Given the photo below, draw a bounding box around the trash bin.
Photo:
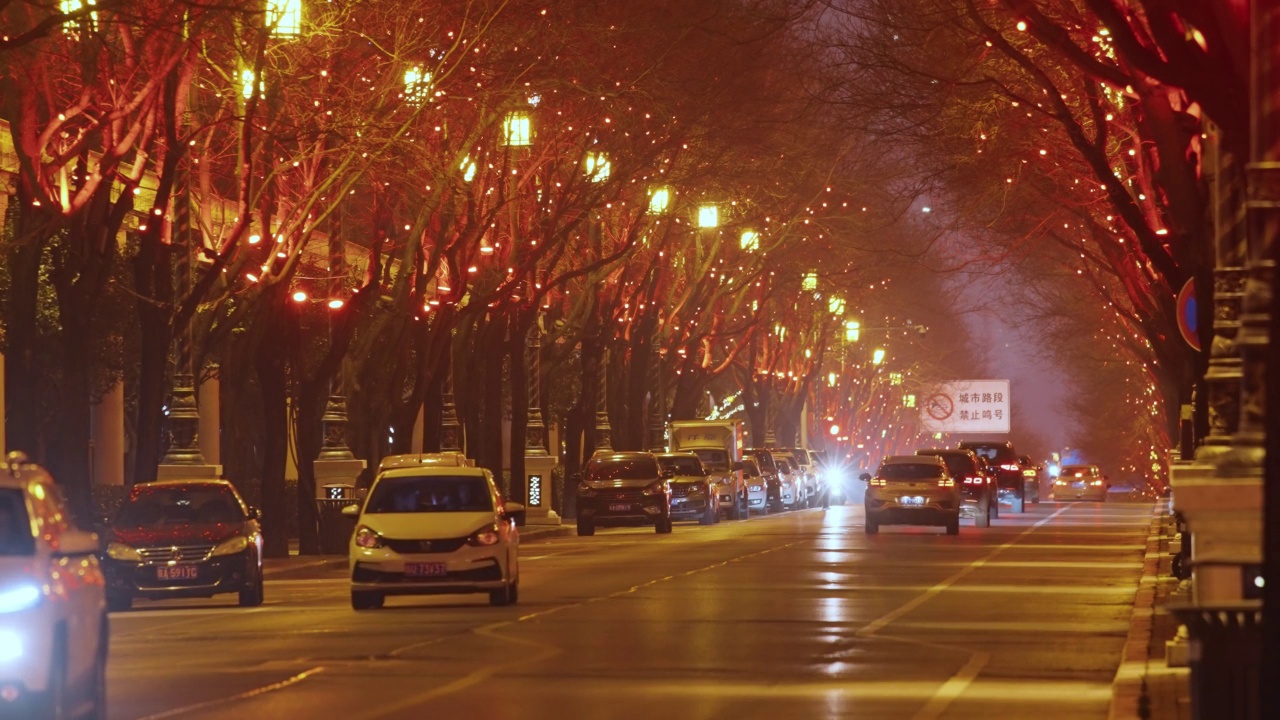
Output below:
[317,483,358,555]
[1172,602,1261,720]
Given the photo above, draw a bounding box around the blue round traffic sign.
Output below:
[1177,279,1200,351]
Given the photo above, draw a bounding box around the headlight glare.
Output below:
[106,542,141,562]
[0,585,42,614]
[211,535,250,556]
[643,481,666,496]
[0,630,22,662]
[468,526,500,546]
[354,525,383,549]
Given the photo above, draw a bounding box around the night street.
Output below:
[108,500,1153,720]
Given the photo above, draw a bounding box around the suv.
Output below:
[958,440,1028,513]
[0,452,107,719]
[1053,464,1108,502]
[654,453,719,525]
[862,455,961,535]
[344,453,523,609]
[577,452,673,535]
[103,478,264,611]
[915,449,996,527]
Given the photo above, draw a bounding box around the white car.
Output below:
[344,453,524,610]
[741,457,770,514]
[0,452,107,720]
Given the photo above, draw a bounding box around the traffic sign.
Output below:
[1177,278,1200,351]
[925,393,954,422]
[920,380,1010,433]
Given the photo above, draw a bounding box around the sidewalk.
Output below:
[263,522,577,577]
[1109,500,1192,720]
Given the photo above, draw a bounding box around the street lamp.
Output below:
[697,203,719,228]
[803,271,818,292]
[828,294,845,316]
[584,151,611,183]
[404,66,431,106]
[872,348,886,365]
[845,320,860,343]
[740,230,759,252]
[647,186,672,215]
[266,0,302,37]
[502,111,532,147]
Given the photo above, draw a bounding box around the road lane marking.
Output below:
[132,666,326,720]
[856,504,1074,639]
[909,651,990,720]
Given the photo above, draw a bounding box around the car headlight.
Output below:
[749,485,762,492]
[468,525,501,547]
[685,485,705,495]
[0,584,42,614]
[354,525,383,549]
[211,535,250,557]
[0,630,22,662]
[643,481,666,496]
[106,542,141,562]
[577,483,597,498]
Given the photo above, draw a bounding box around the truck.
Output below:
[667,420,749,520]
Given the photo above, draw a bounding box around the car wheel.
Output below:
[509,580,519,604]
[655,516,673,534]
[865,520,879,535]
[351,591,384,610]
[489,583,514,607]
[945,515,960,535]
[106,591,132,613]
[700,498,717,525]
[239,569,265,607]
[576,518,595,537]
[975,498,991,528]
[86,618,108,720]
[990,492,1000,519]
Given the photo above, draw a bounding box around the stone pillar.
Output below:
[523,321,559,525]
[594,347,612,451]
[197,372,221,467]
[158,373,221,480]
[647,347,664,451]
[90,383,124,486]
[441,366,463,453]
[314,394,365,496]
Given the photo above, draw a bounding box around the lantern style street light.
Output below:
[404,66,431,106]
[584,152,611,183]
[502,111,532,147]
[828,294,845,316]
[267,0,302,37]
[740,230,759,252]
[647,186,671,215]
[872,348,886,365]
[845,320,861,343]
[697,203,719,228]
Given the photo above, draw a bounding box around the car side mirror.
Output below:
[859,473,872,482]
[504,502,527,526]
[662,468,676,479]
[247,506,262,521]
[55,530,100,557]
[340,504,360,517]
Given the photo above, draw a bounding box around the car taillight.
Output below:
[937,478,955,487]
[870,477,887,487]
[1022,469,1036,477]
[1090,480,1104,486]
[963,476,983,484]
[1000,463,1020,471]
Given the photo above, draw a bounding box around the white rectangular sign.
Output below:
[920,380,1010,434]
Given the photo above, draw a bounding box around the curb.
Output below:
[1108,500,1188,720]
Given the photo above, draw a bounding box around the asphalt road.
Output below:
[106,497,1154,720]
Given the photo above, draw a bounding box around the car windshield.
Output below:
[878,463,945,480]
[0,489,35,557]
[745,451,775,473]
[117,486,244,526]
[690,450,728,471]
[659,456,706,476]
[920,453,975,476]
[741,461,761,477]
[365,475,493,513]
[587,458,659,482]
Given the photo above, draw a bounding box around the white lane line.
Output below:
[909,651,990,720]
[133,666,326,720]
[856,504,1074,639]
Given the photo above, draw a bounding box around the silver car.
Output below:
[1053,464,1108,501]
[740,457,770,514]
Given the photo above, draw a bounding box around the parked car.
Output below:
[0,452,107,720]
[771,448,817,507]
[862,455,962,535]
[1053,464,1109,502]
[915,448,996,527]
[102,478,264,611]
[774,457,805,510]
[654,453,720,525]
[577,452,673,535]
[744,448,796,512]
[957,440,1028,513]
[740,457,770,514]
[344,453,523,609]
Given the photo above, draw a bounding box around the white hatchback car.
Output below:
[0,452,107,720]
[344,454,523,610]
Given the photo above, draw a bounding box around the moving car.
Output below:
[654,453,719,525]
[345,453,523,609]
[1053,464,1109,502]
[103,479,263,611]
[862,455,961,535]
[957,440,1028,513]
[0,452,107,720]
[915,448,996,527]
[740,457,770,514]
[1018,455,1042,504]
[577,452,673,535]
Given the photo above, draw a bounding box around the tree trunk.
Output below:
[255,288,291,558]
[132,237,174,485]
[508,310,528,504]
[53,311,93,522]
[4,196,47,460]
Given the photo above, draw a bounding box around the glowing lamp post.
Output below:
[648,186,672,215]
[404,66,431,106]
[872,348,886,366]
[585,152,611,183]
[502,111,532,147]
[845,320,861,343]
[697,204,719,229]
[803,271,818,292]
[740,230,759,252]
[266,0,302,37]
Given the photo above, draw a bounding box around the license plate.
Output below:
[404,562,447,578]
[608,503,631,512]
[1072,482,1085,489]
[157,565,198,582]
[900,496,925,506]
